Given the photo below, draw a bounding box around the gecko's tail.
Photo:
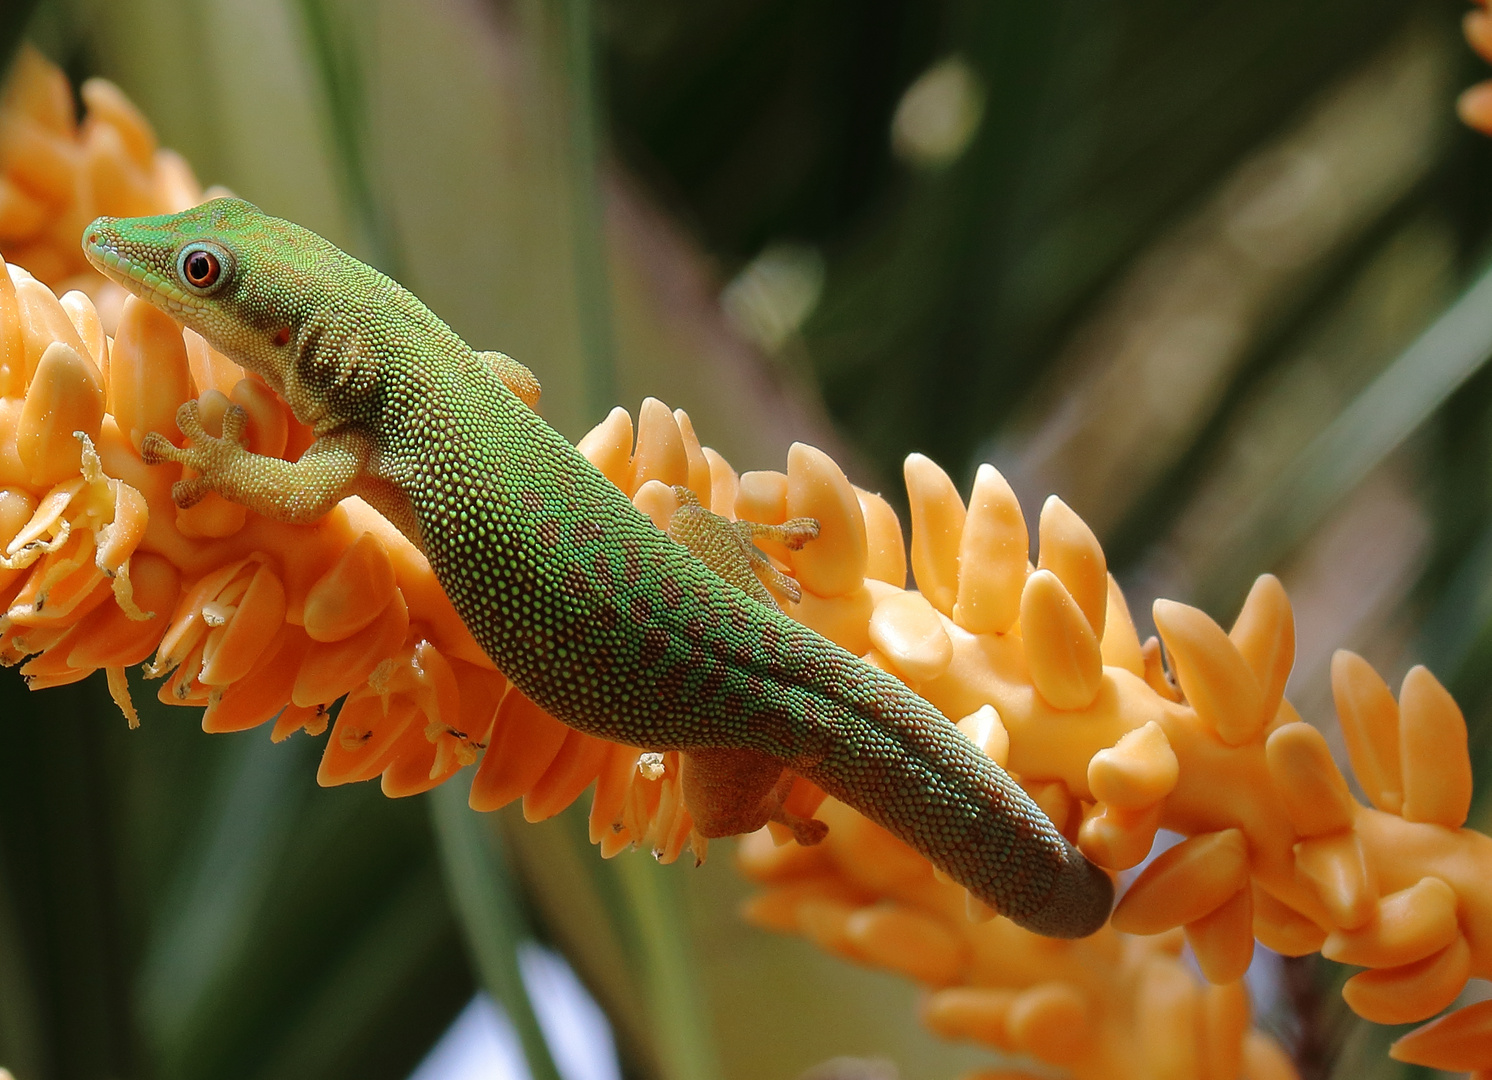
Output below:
[1015,835,1115,939]
[794,660,1114,939]
[960,744,1115,939]
[809,745,1114,939]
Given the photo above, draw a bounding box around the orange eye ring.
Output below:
[176,242,231,294]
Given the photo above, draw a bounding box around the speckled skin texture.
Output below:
[82,199,1112,937]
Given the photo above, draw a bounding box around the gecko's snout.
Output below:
[81,218,115,254]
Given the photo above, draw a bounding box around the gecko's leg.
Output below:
[476,350,542,410]
[141,400,371,523]
[666,486,819,609]
[738,513,820,552]
[680,747,828,845]
[729,508,819,603]
[731,518,818,603]
[665,486,828,843]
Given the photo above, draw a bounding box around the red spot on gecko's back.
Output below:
[657,661,688,697]
[697,664,726,702]
[621,539,644,585]
[562,563,590,598]
[571,520,604,545]
[640,626,669,667]
[273,326,291,346]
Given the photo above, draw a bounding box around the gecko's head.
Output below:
[82,198,367,393]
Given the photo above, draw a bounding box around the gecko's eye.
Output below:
[176,242,232,295]
[184,250,218,286]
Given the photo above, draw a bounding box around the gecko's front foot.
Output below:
[141,400,252,510]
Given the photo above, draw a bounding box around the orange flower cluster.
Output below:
[741,815,1287,1080]
[7,47,1492,1080]
[0,47,198,293]
[735,449,1492,1077]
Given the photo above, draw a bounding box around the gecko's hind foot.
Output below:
[755,515,819,551]
[667,489,816,610]
[774,809,828,846]
[751,558,802,605]
[735,514,820,552]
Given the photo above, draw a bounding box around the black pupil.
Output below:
[187,251,216,284]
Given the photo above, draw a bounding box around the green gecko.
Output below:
[82,199,1113,938]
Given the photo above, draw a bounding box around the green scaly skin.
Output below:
[81,199,1112,938]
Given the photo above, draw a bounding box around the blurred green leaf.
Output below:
[1196,254,1492,613]
[137,733,309,1075]
[241,866,461,1080]
[0,858,44,1080]
[0,667,473,1080]
[556,0,618,423]
[429,778,562,1080]
[611,856,722,1080]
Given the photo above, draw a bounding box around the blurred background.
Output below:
[2,0,1492,1078]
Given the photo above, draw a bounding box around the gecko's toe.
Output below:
[789,816,828,846]
[173,399,207,440]
[221,403,250,446]
[171,476,212,509]
[140,431,178,466]
[779,516,821,550]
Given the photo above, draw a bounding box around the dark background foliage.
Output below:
[3,1,1492,1077]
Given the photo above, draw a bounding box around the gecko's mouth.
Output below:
[81,219,204,319]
